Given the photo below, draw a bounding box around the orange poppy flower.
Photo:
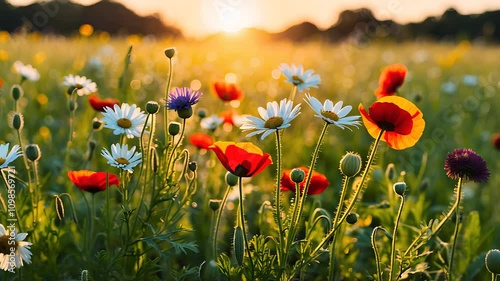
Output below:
[219,110,235,125]
[374,64,407,99]
[189,132,214,150]
[89,94,120,112]
[359,96,425,150]
[280,167,329,195]
[213,81,244,102]
[209,141,272,177]
[68,170,120,193]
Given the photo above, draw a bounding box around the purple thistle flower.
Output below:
[444,148,490,183]
[166,87,202,111]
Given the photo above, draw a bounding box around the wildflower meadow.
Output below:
[0,33,499,281]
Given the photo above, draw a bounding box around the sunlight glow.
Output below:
[203,0,257,34]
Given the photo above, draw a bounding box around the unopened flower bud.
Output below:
[385,163,397,182]
[8,111,24,130]
[290,168,305,183]
[11,84,23,100]
[346,213,358,224]
[92,117,104,130]
[168,122,181,136]
[209,199,222,211]
[199,260,220,281]
[233,226,244,266]
[225,172,238,186]
[25,144,41,161]
[188,161,197,172]
[164,47,176,59]
[66,85,76,95]
[486,249,500,275]
[177,107,193,119]
[339,152,362,177]
[197,108,207,118]
[146,101,160,114]
[393,182,407,196]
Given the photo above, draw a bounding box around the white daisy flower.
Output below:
[101,143,142,173]
[13,61,40,82]
[240,99,301,140]
[304,94,361,130]
[0,143,22,169]
[0,223,32,271]
[101,103,147,138]
[279,63,321,92]
[200,115,223,130]
[62,74,98,96]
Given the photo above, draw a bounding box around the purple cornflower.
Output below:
[444,148,490,183]
[166,87,202,111]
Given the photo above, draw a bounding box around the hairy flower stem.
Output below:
[212,185,232,259]
[291,130,383,279]
[0,171,23,232]
[492,273,497,281]
[238,177,255,278]
[274,131,286,268]
[448,177,463,281]
[163,57,174,144]
[371,226,385,281]
[389,193,405,281]
[402,177,463,258]
[328,176,350,281]
[288,85,297,103]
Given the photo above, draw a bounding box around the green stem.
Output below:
[213,184,233,260]
[238,177,254,278]
[90,193,96,258]
[371,226,385,281]
[403,176,464,257]
[492,273,497,281]
[448,177,463,281]
[166,118,186,177]
[288,85,297,103]
[328,176,350,281]
[0,170,23,233]
[389,194,406,281]
[292,130,384,278]
[163,57,174,144]
[274,130,285,268]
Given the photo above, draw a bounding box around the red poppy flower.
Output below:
[280,167,329,195]
[209,141,272,177]
[374,64,407,99]
[219,110,235,125]
[359,96,425,150]
[189,133,214,150]
[89,94,120,112]
[213,81,244,102]
[0,77,3,88]
[492,133,500,151]
[68,170,119,193]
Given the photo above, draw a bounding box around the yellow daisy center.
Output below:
[320,110,339,122]
[264,116,284,129]
[291,75,304,85]
[116,157,130,165]
[0,235,14,254]
[75,83,83,89]
[117,118,132,129]
[0,158,6,166]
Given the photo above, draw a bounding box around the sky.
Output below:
[8,0,500,38]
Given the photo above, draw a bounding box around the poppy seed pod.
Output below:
[168,122,181,136]
[8,112,24,130]
[290,168,305,183]
[25,144,41,162]
[11,84,23,100]
[209,199,221,211]
[486,249,500,275]
[225,172,239,187]
[188,161,197,172]
[164,47,176,59]
[393,182,407,196]
[339,152,362,178]
[346,213,358,224]
[146,101,160,114]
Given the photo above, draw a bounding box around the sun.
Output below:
[204,0,256,34]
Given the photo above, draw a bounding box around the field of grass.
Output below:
[0,33,499,280]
